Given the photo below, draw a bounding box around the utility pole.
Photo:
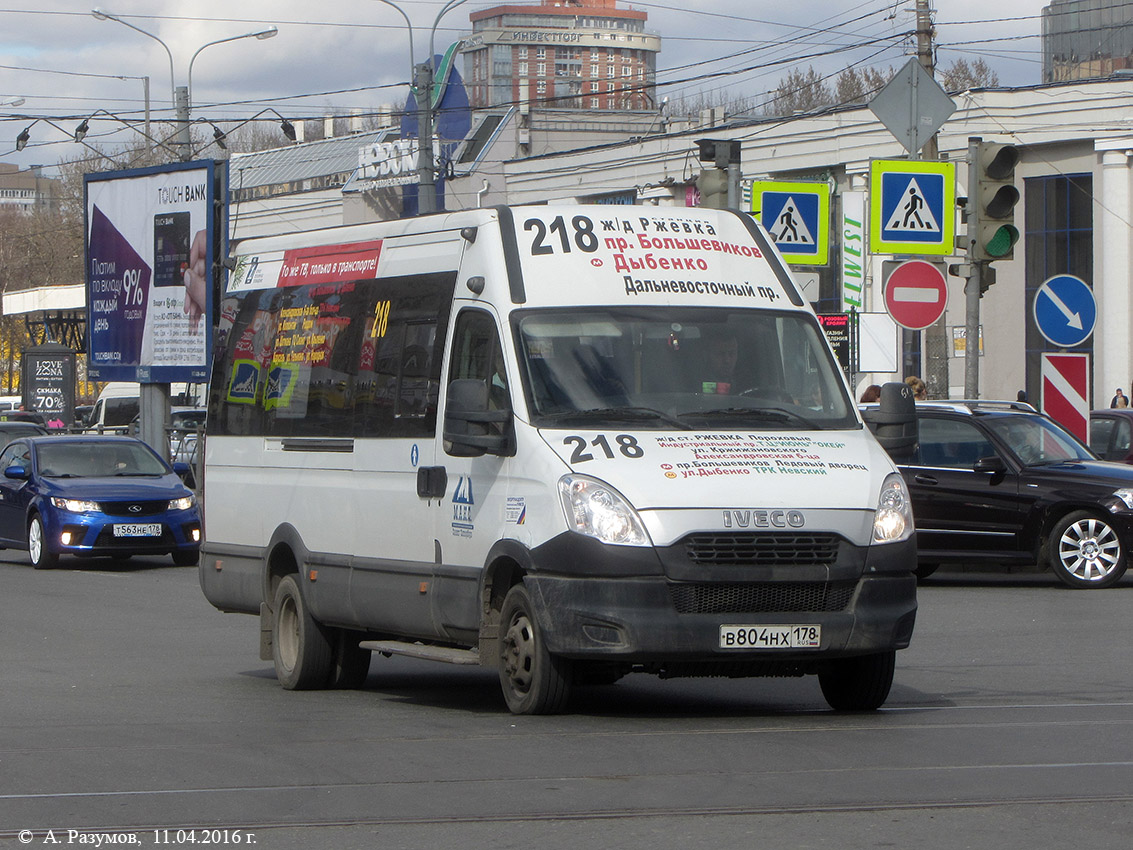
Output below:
[914,0,937,162]
[415,62,436,214]
[963,137,984,398]
[913,0,949,399]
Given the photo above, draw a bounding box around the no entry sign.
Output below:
[883,260,948,330]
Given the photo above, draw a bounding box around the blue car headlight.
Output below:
[51,497,101,513]
[168,495,196,512]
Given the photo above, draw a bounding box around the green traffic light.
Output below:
[985,224,1020,258]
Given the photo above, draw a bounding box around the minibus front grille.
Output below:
[667,581,855,615]
[683,532,840,566]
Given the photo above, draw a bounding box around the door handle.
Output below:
[913,473,938,485]
[416,466,448,499]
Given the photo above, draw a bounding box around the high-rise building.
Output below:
[463,0,660,111]
[1042,0,1133,82]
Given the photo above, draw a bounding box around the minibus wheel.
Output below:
[498,584,573,714]
[272,574,333,689]
[817,650,895,711]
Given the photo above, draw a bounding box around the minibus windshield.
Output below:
[515,307,857,430]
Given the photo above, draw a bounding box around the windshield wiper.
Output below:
[681,407,826,429]
[540,406,692,429]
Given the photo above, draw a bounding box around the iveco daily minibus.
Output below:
[199,205,917,714]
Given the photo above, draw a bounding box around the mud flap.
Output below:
[259,602,274,661]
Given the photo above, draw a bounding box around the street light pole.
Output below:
[91,7,280,457]
[187,27,278,109]
[93,9,277,162]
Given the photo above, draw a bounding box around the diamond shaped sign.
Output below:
[869,58,955,155]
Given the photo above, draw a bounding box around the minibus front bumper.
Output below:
[523,534,917,664]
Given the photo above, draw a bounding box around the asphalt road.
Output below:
[1,551,1131,850]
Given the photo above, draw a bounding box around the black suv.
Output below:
[873,400,1133,589]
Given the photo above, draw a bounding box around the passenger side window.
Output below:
[915,418,996,469]
[1090,417,1115,457]
[211,272,455,439]
[0,443,24,470]
[1114,418,1131,457]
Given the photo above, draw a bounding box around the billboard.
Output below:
[84,160,220,383]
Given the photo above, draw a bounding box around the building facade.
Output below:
[0,163,59,214]
[463,0,660,111]
[1043,0,1133,81]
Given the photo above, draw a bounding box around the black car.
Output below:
[871,400,1133,589]
[0,421,49,453]
[1089,408,1133,464]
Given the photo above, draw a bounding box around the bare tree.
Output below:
[664,91,761,123]
[763,67,832,116]
[835,65,896,105]
[939,57,1000,91]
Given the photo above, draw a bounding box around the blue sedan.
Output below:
[0,435,202,569]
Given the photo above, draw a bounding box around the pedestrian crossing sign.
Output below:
[751,180,830,266]
[869,160,956,256]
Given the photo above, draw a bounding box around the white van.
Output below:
[199,205,918,714]
[88,382,140,429]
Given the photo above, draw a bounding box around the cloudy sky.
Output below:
[0,1,1054,169]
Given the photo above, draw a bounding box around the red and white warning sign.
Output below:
[883,260,948,330]
[1041,352,1090,443]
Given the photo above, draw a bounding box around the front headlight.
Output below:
[167,495,196,511]
[1110,488,1133,511]
[873,472,915,543]
[558,474,651,547]
[52,497,101,513]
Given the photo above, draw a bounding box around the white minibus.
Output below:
[199,205,918,714]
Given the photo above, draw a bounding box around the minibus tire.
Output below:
[818,650,895,711]
[498,584,573,714]
[272,574,333,690]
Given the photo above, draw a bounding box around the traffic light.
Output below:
[697,168,728,209]
[971,141,1020,261]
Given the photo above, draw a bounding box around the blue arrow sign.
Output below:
[1033,274,1096,348]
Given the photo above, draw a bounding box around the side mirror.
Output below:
[862,382,918,461]
[172,461,191,476]
[443,378,511,458]
[974,455,1007,474]
[3,465,29,480]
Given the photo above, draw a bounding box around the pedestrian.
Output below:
[1111,388,1126,408]
[859,384,882,403]
[904,375,927,401]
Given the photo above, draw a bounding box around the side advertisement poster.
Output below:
[84,161,218,383]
